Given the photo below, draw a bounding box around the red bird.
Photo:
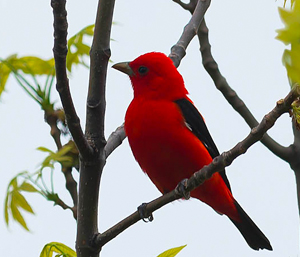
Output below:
[113,52,272,251]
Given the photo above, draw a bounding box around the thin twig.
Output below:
[45,110,63,149]
[169,0,211,67]
[94,88,299,248]
[54,195,77,218]
[51,0,93,159]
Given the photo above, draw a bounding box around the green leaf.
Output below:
[40,242,76,257]
[157,245,187,257]
[12,190,35,214]
[10,199,29,231]
[4,193,9,225]
[19,182,39,193]
[37,146,54,153]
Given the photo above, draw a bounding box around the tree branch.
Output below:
[197,19,292,161]
[94,88,299,248]
[51,0,93,159]
[75,0,116,256]
[104,124,126,159]
[53,193,77,218]
[45,109,78,219]
[169,0,211,67]
[85,0,115,150]
[45,110,63,149]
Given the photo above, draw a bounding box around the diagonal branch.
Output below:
[169,0,211,67]
[51,0,93,159]
[197,19,292,162]
[94,87,299,248]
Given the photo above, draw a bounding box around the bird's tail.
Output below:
[230,200,272,251]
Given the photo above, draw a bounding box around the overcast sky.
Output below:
[0,0,299,256]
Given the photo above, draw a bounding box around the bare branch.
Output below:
[104,124,127,159]
[197,19,292,161]
[169,0,211,67]
[85,0,115,150]
[51,0,93,159]
[75,0,116,256]
[45,110,63,149]
[54,194,77,218]
[45,109,78,218]
[94,88,299,248]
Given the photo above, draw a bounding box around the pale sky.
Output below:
[0,0,299,256]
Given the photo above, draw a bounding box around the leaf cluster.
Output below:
[0,24,94,111]
[4,172,40,231]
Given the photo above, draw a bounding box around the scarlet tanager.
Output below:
[112,52,272,251]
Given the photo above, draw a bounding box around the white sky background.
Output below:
[0,0,299,256]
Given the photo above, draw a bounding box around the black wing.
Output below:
[174,98,231,192]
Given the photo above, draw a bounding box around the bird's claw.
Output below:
[175,178,190,200]
[137,203,154,223]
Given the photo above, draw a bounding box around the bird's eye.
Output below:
[138,66,148,75]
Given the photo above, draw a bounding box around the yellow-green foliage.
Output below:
[277,0,300,128]
[277,0,300,86]
[0,24,94,100]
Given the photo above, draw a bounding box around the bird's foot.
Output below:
[137,203,154,223]
[175,179,190,200]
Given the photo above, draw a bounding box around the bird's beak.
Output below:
[112,62,134,76]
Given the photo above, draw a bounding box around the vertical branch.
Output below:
[85,0,115,150]
[76,0,116,257]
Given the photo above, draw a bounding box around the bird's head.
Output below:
[112,52,188,100]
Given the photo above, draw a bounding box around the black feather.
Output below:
[174,98,231,191]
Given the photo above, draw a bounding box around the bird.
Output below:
[112,52,272,251]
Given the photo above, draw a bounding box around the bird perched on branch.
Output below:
[112,52,272,251]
